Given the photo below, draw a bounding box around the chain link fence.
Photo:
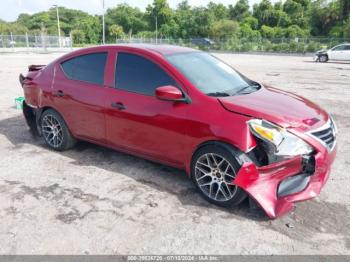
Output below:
[1,34,349,53]
[0,34,72,52]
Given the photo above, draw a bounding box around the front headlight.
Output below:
[248,119,313,157]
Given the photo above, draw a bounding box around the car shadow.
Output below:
[304,60,350,65]
[0,114,267,221]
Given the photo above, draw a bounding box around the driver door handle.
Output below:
[53,90,65,97]
[111,102,126,110]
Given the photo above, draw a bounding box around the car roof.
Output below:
[334,43,350,46]
[119,44,197,55]
[87,44,197,56]
[55,44,199,65]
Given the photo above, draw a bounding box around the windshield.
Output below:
[166,52,258,96]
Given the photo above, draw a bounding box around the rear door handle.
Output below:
[53,90,65,97]
[111,102,126,110]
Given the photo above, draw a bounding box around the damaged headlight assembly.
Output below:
[248,119,313,157]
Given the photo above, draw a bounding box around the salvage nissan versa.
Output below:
[19,44,337,218]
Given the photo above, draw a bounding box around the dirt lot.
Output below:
[0,52,349,255]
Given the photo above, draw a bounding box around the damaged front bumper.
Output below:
[233,147,337,218]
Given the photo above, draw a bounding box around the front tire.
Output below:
[319,54,328,63]
[40,109,76,151]
[191,144,247,207]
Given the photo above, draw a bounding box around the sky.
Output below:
[1,0,266,22]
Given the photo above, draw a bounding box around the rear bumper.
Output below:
[234,147,337,218]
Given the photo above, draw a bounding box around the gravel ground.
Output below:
[0,52,349,255]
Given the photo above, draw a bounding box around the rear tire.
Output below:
[319,55,328,63]
[40,109,76,151]
[191,144,247,207]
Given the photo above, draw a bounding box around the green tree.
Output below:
[253,0,293,28]
[260,25,276,37]
[159,19,180,37]
[343,17,350,37]
[308,0,340,36]
[284,24,309,37]
[283,0,308,28]
[106,4,147,35]
[109,24,124,41]
[71,29,85,44]
[229,0,251,21]
[337,0,350,20]
[175,4,215,38]
[0,0,349,46]
[192,7,215,37]
[9,7,102,43]
[17,14,32,27]
[329,24,344,37]
[253,0,275,27]
[0,21,28,34]
[72,15,101,43]
[207,2,229,20]
[308,0,327,35]
[240,23,261,38]
[135,31,156,38]
[210,19,240,38]
[174,0,194,38]
[146,0,173,31]
[243,16,259,29]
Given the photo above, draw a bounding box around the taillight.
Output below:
[19,74,33,87]
[28,64,45,72]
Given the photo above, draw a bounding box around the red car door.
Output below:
[105,51,190,167]
[52,51,109,143]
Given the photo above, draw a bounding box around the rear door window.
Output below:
[61,52,107,85]
[115,52,177,96]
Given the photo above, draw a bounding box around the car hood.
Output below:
[218,85,329,129]
[316,49,328,54]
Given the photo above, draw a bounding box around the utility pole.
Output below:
[53,5,61,48]
[102,0,105,44]
[155,16,158,44]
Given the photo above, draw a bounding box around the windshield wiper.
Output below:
[206,91,231,97]
[233,83,260,96]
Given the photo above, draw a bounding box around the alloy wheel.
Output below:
[320,55,327,62]
[41,114,64,148]
[194,153,238,202]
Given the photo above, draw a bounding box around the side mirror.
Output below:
[155,85,189,103]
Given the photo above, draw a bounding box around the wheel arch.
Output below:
[39,106,77,150]
[189,140,249,206]
[187,140,250,177]
[321,53,329,62]
[25,104,68,136]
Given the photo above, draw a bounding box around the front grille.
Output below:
[310,120,336,150]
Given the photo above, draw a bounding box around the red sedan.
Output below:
[20,44,337,218]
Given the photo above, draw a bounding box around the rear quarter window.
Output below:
[61,52,107,85]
